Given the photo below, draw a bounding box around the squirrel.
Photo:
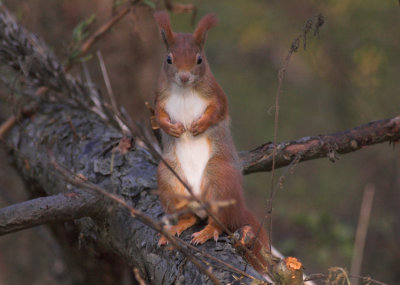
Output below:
[153,11,270,272]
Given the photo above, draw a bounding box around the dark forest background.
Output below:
[0,0,399,284]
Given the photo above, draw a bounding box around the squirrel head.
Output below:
[154,11,218,87]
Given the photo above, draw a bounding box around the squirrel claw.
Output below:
[158,235,169,246]
[191,228,220,245]
[190,233,202,245]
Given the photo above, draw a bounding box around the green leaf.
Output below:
[72,14,96,43]
[68,49,81,60]
[142,0,155,9]
[78,54,93,63]
[113,0,126,8]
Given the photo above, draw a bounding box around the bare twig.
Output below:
[144,101,162,146]
[128,112,274,275]
[46,126,269,283]
[164,0,197,25]
[304,272,386,285]
[0,2,133,137]
[81,61,108,121]
[0,114,17,139]
[50,158,225,285]
[69,4,132,68]
[0,106,35,140]
[327,267,351,285]
[133,268,147,285]
[326,267,386,285]
[266,12,325,255]
[96,51,130,134]
[349,275,387,285]
[133,123,273,273]
[184,242,269,284]
[96,51,117,114]
[350,184,375,285]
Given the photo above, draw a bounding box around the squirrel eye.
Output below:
[166,55,173,64]
[197,55,203,64]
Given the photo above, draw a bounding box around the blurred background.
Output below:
[0,0,399,284]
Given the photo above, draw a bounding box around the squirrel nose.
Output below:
[179,73,190,83]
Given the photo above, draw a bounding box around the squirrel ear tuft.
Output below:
[154,11,175,49]
[193,14,218,47]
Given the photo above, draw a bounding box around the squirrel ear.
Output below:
[154,11,175,49]
[193,14,218,47]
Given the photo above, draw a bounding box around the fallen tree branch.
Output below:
[5,103,265,284]
[0,190,103,235]
[240,116,400,174]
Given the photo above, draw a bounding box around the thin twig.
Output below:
[0,3,133,137]
[350,184,375,285]
[0,114,17,139]
[133,122,272,273]
[184,242,269,284]
[96,51,130,134]
[50,157,224,285]
[133,268,147,285]
[265,14,324,252]
[318,267,386,285]
[81,61,108,120]
[243,153,301,273]
[48,133,269,283]
[70,4,132,69]
[349,275,387,285]
[164,0,197,26]
[96,51,117,114]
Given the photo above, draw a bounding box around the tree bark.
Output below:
[5,104,264,284]
[239,116,400,174]
[0,190,103,235]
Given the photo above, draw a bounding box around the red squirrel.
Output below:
[153,11,270,271]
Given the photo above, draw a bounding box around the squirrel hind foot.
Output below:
[191,224,222,245]
[158,215,198,246]
[158,235,170,247]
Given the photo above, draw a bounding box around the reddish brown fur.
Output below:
[190,77,228,135]
[153,11,175,47]
[157,159,186,213]
[193,14,218,47]
[158,214,197,245]
[154,11,270,273]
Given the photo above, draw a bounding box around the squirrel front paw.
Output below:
[189,118,210,136]
[164,122,185,137]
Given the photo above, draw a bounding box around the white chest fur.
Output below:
[165,85,208,129]
[164,86,211,196]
